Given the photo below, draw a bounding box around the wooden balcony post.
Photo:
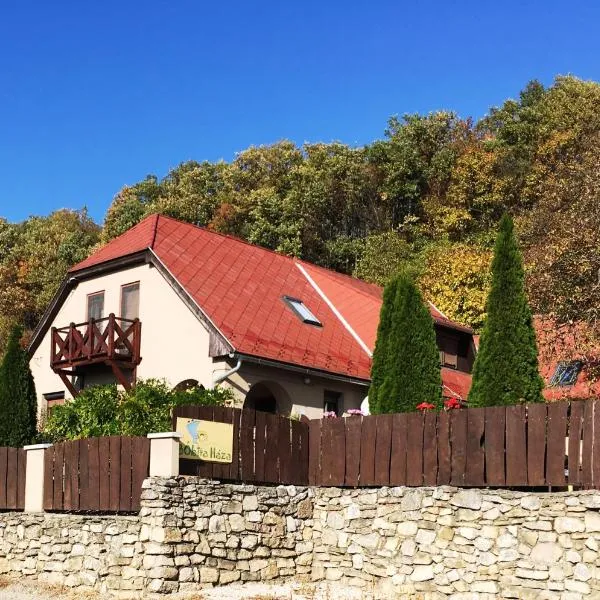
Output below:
[23,443,52,512]
[147,432,181,477]
[87,318,94,360]
[68,323,75,362]
[108,313,115,359]
[50,327,57,364]
[133,318,141,363]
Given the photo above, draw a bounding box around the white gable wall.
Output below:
[30,263,215,417]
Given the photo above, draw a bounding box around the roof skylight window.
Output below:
[283,296,322,327]
[549,360,583,387]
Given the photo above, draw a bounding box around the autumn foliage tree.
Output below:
[1,76,600,356]
[370,272,442,413]
[468,215,543,407]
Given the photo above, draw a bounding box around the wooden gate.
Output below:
[173,406,309,485]
[43,436,150,512]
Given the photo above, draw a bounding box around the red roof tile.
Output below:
[535,317,600,401]
[70,214,474,391]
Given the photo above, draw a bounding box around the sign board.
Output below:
[176,417,234,463]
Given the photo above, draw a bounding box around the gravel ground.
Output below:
[0,580,376,600]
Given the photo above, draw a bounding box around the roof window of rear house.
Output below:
[549,360,583,387]
[283,296,322,327]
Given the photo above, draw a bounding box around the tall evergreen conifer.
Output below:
[0,326,38,446]
[370,273,442,413]
[468,215,543,407]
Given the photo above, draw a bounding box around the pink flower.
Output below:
[346,409,364,416]
[323,411,337,418]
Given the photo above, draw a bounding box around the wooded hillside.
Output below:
[1,76,599,352]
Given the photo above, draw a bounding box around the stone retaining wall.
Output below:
[312,486,600,598]
[0,478,599,598]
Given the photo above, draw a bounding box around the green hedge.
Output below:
[42,379,234,442]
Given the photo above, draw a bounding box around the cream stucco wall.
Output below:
[221,361,368,419]
[30,263,216,417]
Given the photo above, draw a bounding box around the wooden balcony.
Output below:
[51,314,141,395]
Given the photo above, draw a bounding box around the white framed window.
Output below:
[283,296,322,327]
[120,282,140,320]
[87,291,105,321]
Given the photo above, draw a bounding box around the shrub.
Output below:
[468,215,543,406]
[0,325,38,446]
[370,272,442,413]
[43,379,233,442]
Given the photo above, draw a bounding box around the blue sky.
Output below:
[1,0,599,224]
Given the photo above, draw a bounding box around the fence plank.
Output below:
[131,437,150,512]
[109,436,121,512]
[406,413,424,486]
[437,411,451,485]
[254,411,267,483]
[63,442,73,511]
[298,419,309,486]
[240,409,256,482]
[320,418,334,486]
[0,447,7,508]
[119,437,133,512]
[374,415,392,486]
[53,443,64,511]
[17,449,26,510]
[484,406,505,486]
[264,413,279,483]
[593,401,600,488]
[79,439,89,510]
[291,420,308,485]
[582,401,594,488]
[70,440,80,511]
[329,418,346,486]
[344,416,362,487]
[98,437,110,510]
[527,403,547,486]
[71,440,81,511]
[6,447,17,509]
[278,417,292,485]
[568,401,584,486]
[359,416,377,486]
[390,413,408,486]
[465,408,485,486]
[88,438,100,511]
[43,446,54,511]
[308,419,321,486]
[450,410,467,487]
[506,405,527,486]
[423,412,438,486]
[546,402,568,486]
[228,408,242,481]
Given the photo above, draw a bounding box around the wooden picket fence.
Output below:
[308,400,600,488]
[43,436,150,512]
[0,447,26,510]
[173,405,309,485]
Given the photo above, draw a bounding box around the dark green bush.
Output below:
[0,325,38,446]
[43,379,234,442]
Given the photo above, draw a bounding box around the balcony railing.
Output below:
[51,314,141,369]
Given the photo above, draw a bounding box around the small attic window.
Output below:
[549,360,583,387]
[283,296,322,327]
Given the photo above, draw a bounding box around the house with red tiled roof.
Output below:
[29,214,476,418]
